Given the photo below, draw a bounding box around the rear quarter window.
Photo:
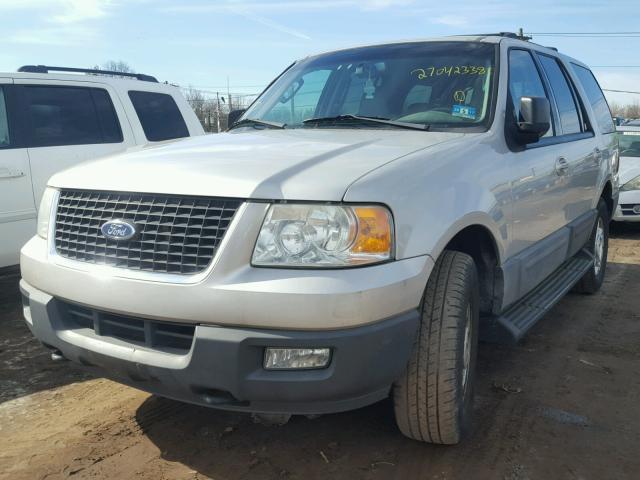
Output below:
[128,91,189,141]
[571,64,615,134]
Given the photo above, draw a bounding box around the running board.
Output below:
[481,250,594,344]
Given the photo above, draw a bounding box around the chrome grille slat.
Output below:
[55,189,242,275]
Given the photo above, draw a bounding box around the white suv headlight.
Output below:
[252,204,393,267]
[36,187,58,239]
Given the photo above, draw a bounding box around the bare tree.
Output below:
[102,61,134,73]
[185,87,206,120]
[608,101,624,117]
[624,101,640,119]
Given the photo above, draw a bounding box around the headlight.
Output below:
[621,175,640,192]
[36,187,58,239]
[252,204,393,267]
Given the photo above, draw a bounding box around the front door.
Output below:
[0,80,37,268]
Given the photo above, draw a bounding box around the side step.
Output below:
[481,250,594,344]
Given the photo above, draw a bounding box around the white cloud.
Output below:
[163,0,416,14]
[7,25,97,46]
[0,0,113,24]
[230,6,311,40]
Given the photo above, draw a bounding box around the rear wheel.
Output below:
[575,198,609,294]
[393,250,479,444]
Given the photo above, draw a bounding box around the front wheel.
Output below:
[574,198,609,294]
[393,250,479,444]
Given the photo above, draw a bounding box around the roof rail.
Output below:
[17,65,158,83]
[462,32,521,39]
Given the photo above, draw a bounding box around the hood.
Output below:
[49,129,466,200]
[619,155,640,185]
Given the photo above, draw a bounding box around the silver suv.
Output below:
[21,34,618,444]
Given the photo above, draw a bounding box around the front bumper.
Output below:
[613,190,640,222]
[21,280,419,414]
[21,202,433,330]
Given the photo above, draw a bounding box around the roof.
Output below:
[0,71,181,92]
[303,34,568,63]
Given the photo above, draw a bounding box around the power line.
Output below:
[528,31,640,34]
[591,66,640,68]
[603,89,640,95]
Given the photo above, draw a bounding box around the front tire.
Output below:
[574,198,609,294]
[393,250,479,444]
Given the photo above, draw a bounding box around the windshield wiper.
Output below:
[302,114,429,131]
[229,118,286,130]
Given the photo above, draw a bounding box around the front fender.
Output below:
[343,133,511,262]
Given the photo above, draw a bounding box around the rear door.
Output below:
[14,80,135,203]
[569,64,617,203]
[0,80,38,268]
[535,53,600,223]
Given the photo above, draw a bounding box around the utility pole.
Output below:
[216,91,221,133]
[227,76,231,112]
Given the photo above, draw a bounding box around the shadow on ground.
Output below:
[0,270,94,403]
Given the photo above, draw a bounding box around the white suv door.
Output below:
[0,80,37,268]
[14,79,135,204]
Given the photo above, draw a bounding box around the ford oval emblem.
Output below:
[101,219,137,241]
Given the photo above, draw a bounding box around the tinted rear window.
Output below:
[537,55,582,135]
[24,86,123,148]
[571,64,615,134]
[128,91,189,141]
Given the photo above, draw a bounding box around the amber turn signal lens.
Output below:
[352,206,393,255]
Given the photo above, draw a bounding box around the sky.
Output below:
[1,0,639,105]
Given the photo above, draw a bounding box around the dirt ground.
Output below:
[1,224,639,480]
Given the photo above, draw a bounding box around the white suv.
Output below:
[0,65,204,269]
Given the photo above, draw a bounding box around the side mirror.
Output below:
[515,96,551,144]
[228,109,246,127]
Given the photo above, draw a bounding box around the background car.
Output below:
[0,65,204,269]
[614,125,640,221]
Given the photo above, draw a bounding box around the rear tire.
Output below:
[393,250,479,444]
[574,198,609,294]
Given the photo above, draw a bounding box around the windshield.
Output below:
[243,42,497,131]
[617,131,640,157]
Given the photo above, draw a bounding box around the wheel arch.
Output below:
[433,217,504,316]
[600,180,614,217]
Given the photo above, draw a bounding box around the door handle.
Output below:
[0,167,25,179]
[555,157,569,176]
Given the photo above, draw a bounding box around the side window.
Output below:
[571,64,616,134]
[508,50,553,137]
[537,55,582,135]
[262,69,331,124]
[24,86,123,148]
[0,87,10,147]
[128,91,189,142]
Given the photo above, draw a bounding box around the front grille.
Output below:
[55,189,242,274]
[620,204,640,216]
[62,301,195,353]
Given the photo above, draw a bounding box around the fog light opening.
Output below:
[264,347,331,370]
